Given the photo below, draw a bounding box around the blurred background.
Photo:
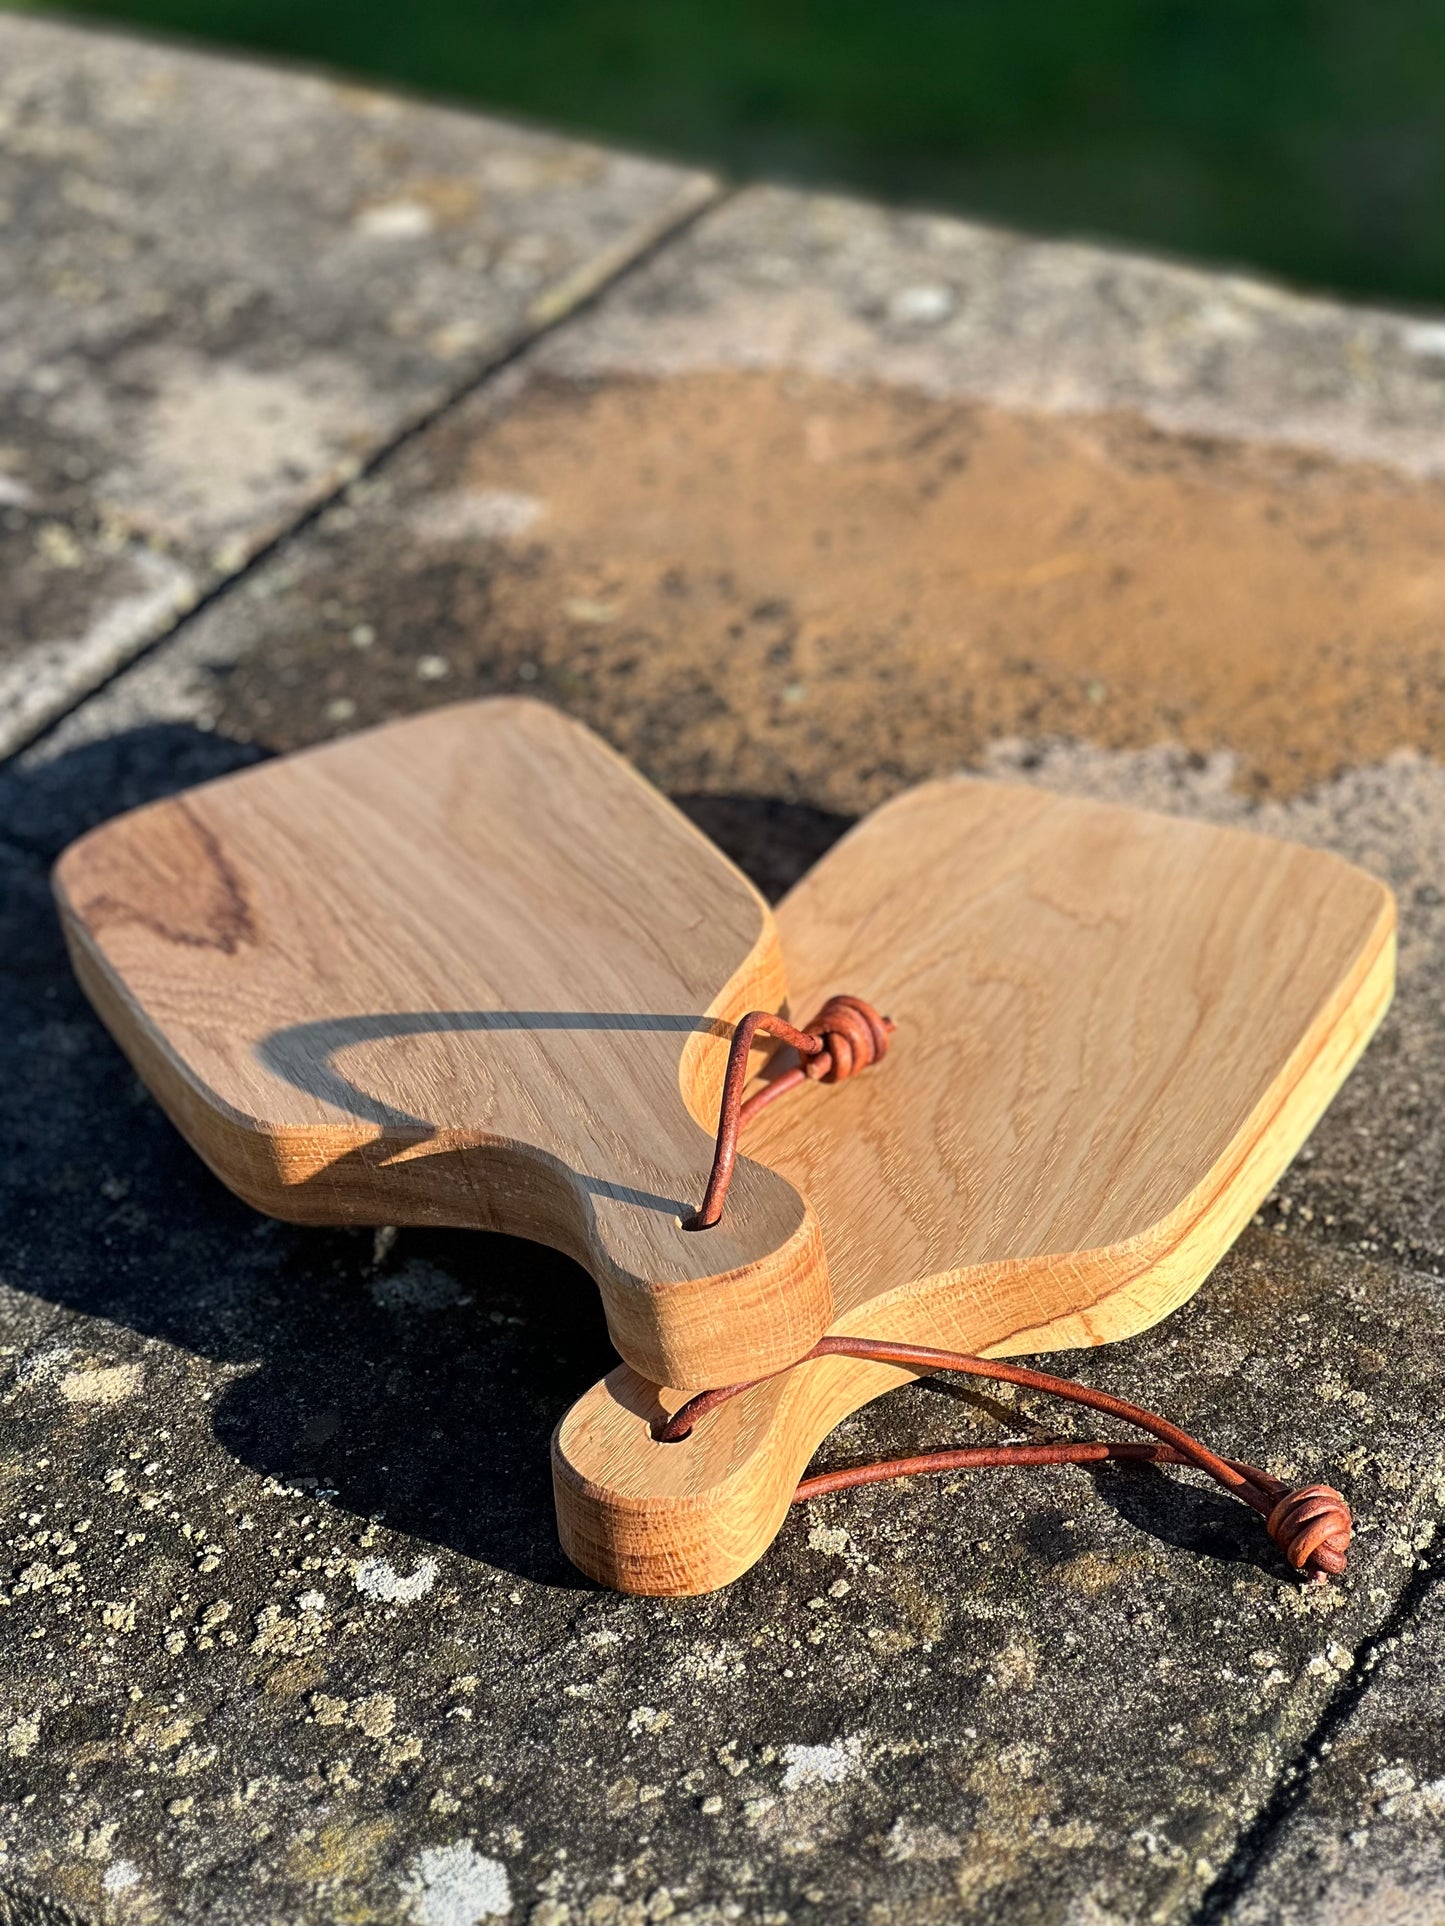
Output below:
[9,0,1445,307]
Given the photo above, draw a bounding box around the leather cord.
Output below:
[691,996,894,1228]
[656,1334,1352,1582]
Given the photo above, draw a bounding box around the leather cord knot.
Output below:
[1265,1484,1352,1576]
[796,994,894,1085]
[689,995,893,1229]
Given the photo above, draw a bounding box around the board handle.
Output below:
[554,1338,1352,1596]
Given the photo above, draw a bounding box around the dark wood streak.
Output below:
[81,803,258,956]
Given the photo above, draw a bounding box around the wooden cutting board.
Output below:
[53,699,832,1390]
[553,778,1395,1594]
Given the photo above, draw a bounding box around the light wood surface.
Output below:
[554,779,1396,1594]
[53,699,832,1390]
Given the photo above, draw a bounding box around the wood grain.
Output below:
[53,699,832,1390]
[554,779,1396,1594]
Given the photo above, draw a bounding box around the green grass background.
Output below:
[12,0,1445,305]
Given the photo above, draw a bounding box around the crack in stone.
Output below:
[1190,1537,1445,1924]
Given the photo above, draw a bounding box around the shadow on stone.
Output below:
[0,724,617,1588]
[0,721,269,858]
[206,1221,614,1589]
[1085,1459,1280,1578]
[673,791,855,902]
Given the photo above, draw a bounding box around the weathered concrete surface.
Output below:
[0,14,715,753]
[33,186,1445,1267]
[0,757,1443,1923]
[42,371,1445,803]
[38,191,1445,801]
[7,68,1445,1926]
[1232,1581,1445,1926]
[542,187,1445,478]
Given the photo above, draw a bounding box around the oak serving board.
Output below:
[553,779,1396,1594]
[53,700,831,1390]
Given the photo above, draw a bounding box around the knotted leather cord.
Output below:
[679,998,1352,1582]
[656,1336,1352,1581]
[691,995,895,1228]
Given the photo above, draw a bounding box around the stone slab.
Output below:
[28,184,1445,1267]
[10,164,1445,1926]
[540,186,1445,477]
[0,14,715,754]
[525,186,1445,806]
[1230,1579,1445,1926]
[1,731,1444,1923]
